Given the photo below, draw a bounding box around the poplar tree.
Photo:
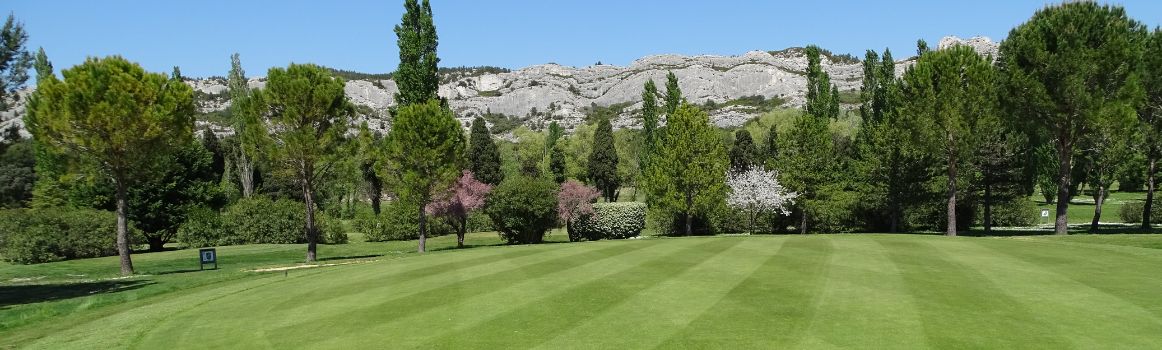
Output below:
[664,71,682,115]
[27,56,195,275]
[257,63,352,262]
[468,116,503,185]
[588,117,620,202]
[998,2,1146,235]
[394,0,440,106]
[227,53,257,198]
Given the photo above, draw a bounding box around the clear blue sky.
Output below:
[8,1,1162,79]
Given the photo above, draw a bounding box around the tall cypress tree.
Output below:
[729,129,759,172]
[588,117,620,202]
[664,71,682,115]
[640,79,660,178]
[468,116,503,185]
[394,0,440,107]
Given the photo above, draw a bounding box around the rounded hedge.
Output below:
[0,208,129,264]
[485,177,558,244]
[573,202,647,240]
[355,201,453,242]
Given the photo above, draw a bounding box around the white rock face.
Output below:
[0,36,999,139]
[937,36,1000,59]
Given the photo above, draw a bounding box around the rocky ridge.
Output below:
[1,36,998,138]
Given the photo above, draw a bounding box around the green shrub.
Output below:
[1120,200,1162,224]
[0,208,125,264]
[316,213,348,244]
[221,197,308,244]
[176,206,230,248]
[979,199,1037,227]
[355,201,453,242]
[573,202,646,240]
[485,177,558,244]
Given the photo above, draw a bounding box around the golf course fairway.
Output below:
[6,234,1162,349]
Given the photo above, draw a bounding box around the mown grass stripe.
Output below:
[796,235,928,349]
[530,237,786,349]
[425,237,744,349]
[254,240,656,349]
[655,235,834,348]
[305,237,718,349]
[880,238,1073,349]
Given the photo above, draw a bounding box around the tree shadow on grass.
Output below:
[0,280,154,309]
[318,254,384,262]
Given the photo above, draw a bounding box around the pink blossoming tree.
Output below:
[557,179,601,241]
[426,170,492,248]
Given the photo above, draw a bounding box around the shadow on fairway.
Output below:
[318,254,384,262]
[0,280,154,309]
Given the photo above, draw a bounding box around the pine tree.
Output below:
[27,56,196,275]
[394,0,440,106]
[0,14,32,112]
[729,129,759,172]
[385,100,465,253]
[588,117,620,202]
[468,116,503,185]
[645,102,728,235]
[998,2,1147,235]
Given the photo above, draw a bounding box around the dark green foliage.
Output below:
[385,100,465,252]
[175,206,229,248]
[644,103,728,236]
[640,79,660,176]
[484,176,558,244]
[572,202,646,240]
[129,140,226,251]
[468,116,504,185]
[998,2,1146,234]
[0,14,32,112]
[393,0,440,106]
[1120,199,1162,224]
[784,46,840,233]
[550,146,566,183]
[221,197,306,244]
[729,129,760,172]
[0,208,125,264]
[588,117,620,201]
[0,130,35,208]
[1141,28,1162,229]
[354,201,453,242]
[975,199,1036,227]
[664,71,682,115]
[763,124,779,166]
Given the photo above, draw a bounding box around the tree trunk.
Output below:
[457,216,466,248]
[239,151,254,198]
[1054,138,1072,235]
[946,165,957,237]
[799,207,808,234]
[684,192,693,236]
[983,181,993,235]
[418,207,428,253]
[147,236,166,252]
[888,148,901,233]
[114,180,135,276]
[1090,185,1106,233]
[1145,156,1156,231]
[369,175,382,216]
[303,171,318,263]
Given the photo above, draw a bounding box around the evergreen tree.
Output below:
[764,124,779,168]
[645,103,728,235]
[640,79,660,175]
[257,63,352,262]
[729,129,759,172]
[664,71,682,115]
[200,128,226,181]
[785,46,840,233]
[998,2,1147,235]
[393,0,440,106]
[974,118,1027,234]
[588,117,620,202]
[0,14,32,112]
[385,100,465,253]
[550,145,566,183]
[27,56,196,275]
[903,45,999,236]
[1141,28,1162,231]
[467,116,503,185]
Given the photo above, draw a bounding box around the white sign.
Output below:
[1041,209,1050,218]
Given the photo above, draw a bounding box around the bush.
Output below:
[176,206,230,248]
[356,201,453,242]
[221,197,308,244]
[979,199,1037,227]
[1120,199,1162,224]
[316,213,348,244]
[485,177,559,244]
[0,208,126,264]
[573,202,646,240]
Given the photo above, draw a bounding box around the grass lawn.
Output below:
[3,233,1162,349]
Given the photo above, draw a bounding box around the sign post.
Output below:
[1041,209,1050,226]
[199,248,218,270]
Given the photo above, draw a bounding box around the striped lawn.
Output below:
[13,234,1162,349]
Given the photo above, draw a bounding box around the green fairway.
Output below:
[3,234,1162,349]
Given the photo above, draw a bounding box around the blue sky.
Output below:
[8,1,1162,79]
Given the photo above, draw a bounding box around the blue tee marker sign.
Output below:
[200,248,218,270]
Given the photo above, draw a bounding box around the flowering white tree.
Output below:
[726,168,798,234]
